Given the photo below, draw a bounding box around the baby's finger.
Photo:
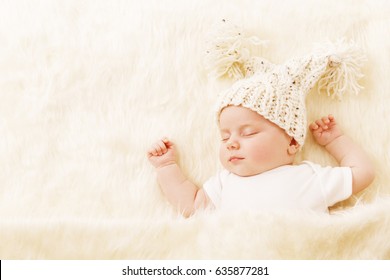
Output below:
[149,143,161,156]
[322,116,330,125]
[309,122,319,130]
[162,138,174,149]
[147,147,158,157]
[315,119,325,127]
[315,119,328,130]
[156,140,168,155]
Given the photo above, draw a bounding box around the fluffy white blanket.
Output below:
[1,0,390,259]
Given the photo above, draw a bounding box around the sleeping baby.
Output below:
[147,23,374,217]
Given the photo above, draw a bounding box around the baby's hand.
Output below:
[147,138,177,169]
[309,114,343,146]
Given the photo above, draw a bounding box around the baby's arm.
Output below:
[147,138,210,217]
[309,115,375,194]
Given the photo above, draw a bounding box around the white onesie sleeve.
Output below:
[305,161,353,207]
[202,170,228,208]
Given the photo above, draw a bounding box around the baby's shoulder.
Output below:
[295,160,321,171]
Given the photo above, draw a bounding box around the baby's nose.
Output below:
[227,139,240,150]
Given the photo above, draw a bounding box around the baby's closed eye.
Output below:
[220,134,230,142]
[242,130,259,136]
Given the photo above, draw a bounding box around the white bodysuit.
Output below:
[203,161,352,213]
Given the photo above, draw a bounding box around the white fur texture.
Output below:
[1,0,390,259]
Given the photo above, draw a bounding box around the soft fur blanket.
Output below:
[1,0,390,259]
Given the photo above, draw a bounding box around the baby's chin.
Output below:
[221,159,268,176]
[226,166,262,177]
[225,162,281,177]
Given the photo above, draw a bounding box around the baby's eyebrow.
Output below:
[241,124,257,129]
[219,128,230,133]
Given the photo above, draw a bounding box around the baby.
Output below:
[147,107,374,217]
[147,40,375,217]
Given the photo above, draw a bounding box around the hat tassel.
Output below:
[317,41,366,99]
[204,19,267,80]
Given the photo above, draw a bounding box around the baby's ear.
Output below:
[287,138,300,155]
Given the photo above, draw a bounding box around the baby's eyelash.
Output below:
[242,131,259,136]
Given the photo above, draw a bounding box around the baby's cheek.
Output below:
[252,144,272,161]
[219,147,228,163]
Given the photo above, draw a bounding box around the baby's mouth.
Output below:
[229,156,244,162]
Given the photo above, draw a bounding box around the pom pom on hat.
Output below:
[204,19,268,80]
[315,40,367,99]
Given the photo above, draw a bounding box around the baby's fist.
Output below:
[147,138,177,168]
[309,115,342,146]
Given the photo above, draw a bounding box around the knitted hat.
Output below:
[205,20,366,147]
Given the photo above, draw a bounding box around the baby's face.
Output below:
[219,106,293,176]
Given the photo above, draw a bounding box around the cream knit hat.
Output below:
[205,20,366,147]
